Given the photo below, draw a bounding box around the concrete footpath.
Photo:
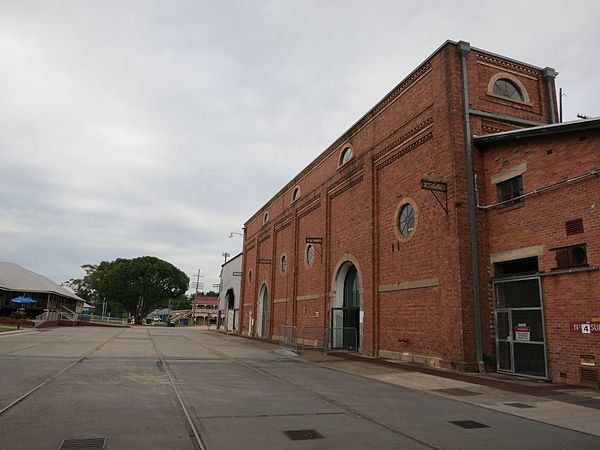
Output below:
[296,347,600,437]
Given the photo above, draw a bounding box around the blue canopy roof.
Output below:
[11,296,37,304]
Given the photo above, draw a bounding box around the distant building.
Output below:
[0,262,84,317]
[191,295,219,325]
[218,253,242,332]
[239,40,600,387]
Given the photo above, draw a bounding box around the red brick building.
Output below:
[239,40,599,386]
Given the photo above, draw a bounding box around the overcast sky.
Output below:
[1,0,599,293]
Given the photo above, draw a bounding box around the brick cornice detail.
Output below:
[373,117,434,162]
[328,174,364,200]
[244,239,256,252]
[297,197,321,219]
[476,53,539,77]
[376,132,433,170]
[274,215,292,232]
[257,230,271,243]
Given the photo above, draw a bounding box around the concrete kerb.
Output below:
[0,329,39,337]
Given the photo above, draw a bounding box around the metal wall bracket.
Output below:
[420,178,448,214]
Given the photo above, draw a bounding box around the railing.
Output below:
[87,314,128,325]
[57,305,77,321]
[299,326,328,351]
[278,325,298,352]
[35,311,60,322]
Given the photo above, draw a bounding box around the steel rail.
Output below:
[174,330,437,450]
[147,330,207,450]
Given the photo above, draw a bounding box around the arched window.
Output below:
[263,212,269,225]
[340,146,353,166]
[292,187,301,202]
[280,254,287,273]
[493,78,524,102]
[306,244,315,266]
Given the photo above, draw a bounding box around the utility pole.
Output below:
[191,269,204,325]
[222,252,230,263]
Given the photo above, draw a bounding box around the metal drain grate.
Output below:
[434,388,482,396]
[449,420,490,429]
[59,438,106,449]
[283,429,324,441]
[505,402,535,409]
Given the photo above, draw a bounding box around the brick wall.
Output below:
[238,40,595,384]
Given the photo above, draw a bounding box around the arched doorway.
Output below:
[332,262,360,351]
[256,284,269,337]
[225,288,235,332]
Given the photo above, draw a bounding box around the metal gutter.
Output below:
[469,109,545,127]
[458,41,484,373]
[474,117,600,145]
[543,67,558,123]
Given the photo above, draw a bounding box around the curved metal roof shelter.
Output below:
[0,262,83,302]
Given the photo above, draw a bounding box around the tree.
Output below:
[67,257,189,323]
[61,264,100,302]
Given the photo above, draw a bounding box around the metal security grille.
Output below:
[283,430,324,441]
[59,438,106,449]
[580,367,599,385]
[494,277,548,379]
[449,421,490,429]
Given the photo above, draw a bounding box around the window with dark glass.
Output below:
[292,187,301,202]
[493,79,524,101]
[497,175,523,206]
[397,203,415,236]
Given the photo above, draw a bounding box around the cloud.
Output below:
[1,0,599,290]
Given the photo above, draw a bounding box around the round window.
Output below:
[306,244,314,266]
[398,203,416,236]
[281,255,287,273]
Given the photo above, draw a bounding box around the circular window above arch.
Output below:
[339,146,353,166]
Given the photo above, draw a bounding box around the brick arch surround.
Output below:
[330,253,365,351]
